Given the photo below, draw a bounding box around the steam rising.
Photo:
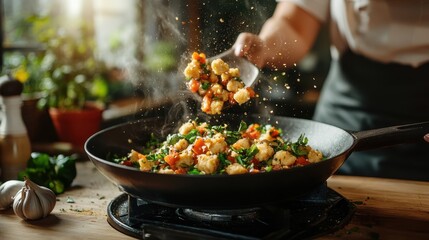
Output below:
[114,0,319,128]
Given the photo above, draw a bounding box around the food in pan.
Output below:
[110,119,325,175]
[183,52,256,114]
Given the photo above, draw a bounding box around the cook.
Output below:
[233,0,429,181]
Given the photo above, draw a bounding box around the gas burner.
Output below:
[178,208,262,226]
[107,185,355,240]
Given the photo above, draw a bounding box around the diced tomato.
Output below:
[192,52,203,63]
[189,79,200,93]
[243,124,261,139]
[221,78,229,86]
[250,131,260,139]
[249,132,258,139]
[269,129,280,138]
[228,92,237,105]
[192,52,199,60]
[192,138,207,155]
[174,168,187,174]
[201,73,209,80]
[246,87,256,98]
[196,126,206,135]
[201,95,212,113]
[227,155,236,164]
[198,53,206,63]
[251,158,260,168]
[192,52,206,64]
[296,156,310,166]
[164,152,180,169]
[122,160,133,166]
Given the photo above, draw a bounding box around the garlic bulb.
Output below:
[0,180,24,210]
[12,178,56,220]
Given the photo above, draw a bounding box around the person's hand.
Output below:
[425,134,429,142]
[233,32,267,69]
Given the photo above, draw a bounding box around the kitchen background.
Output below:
[0,0,330,148]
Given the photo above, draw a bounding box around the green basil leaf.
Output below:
[167,133,183,145]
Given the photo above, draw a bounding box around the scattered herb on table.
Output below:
[66,196,75,203]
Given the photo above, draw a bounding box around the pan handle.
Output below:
[352,121,429,151]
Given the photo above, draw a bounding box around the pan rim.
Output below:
[84,115,356,179]
[86,148,341,178]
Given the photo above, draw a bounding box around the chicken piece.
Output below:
[138,156,154,171]
[232,138,251,150]
[211,59,229,75]
[197,154,219,174]
[230,151,239,158]
[129,149,143,162]
[228,68,240,77]
[210,83,229,101]
[211,83,224,95]
[221,72,231,83]
[226,79,245,92]
[128,150,153,171]
[209,72,219,83]
[176,150,194,168]
[179,122,195,135]
[226,163,248,175]
[272,150,296,167]
[205,133,227,154]
[183,59,201,79]
[259,126,277,142]
[233,88,251,105]
[174,138,189,151]
[204,100,224,115]
[196,122,209,134]
[254,142,274,162]
[308,149,323,163]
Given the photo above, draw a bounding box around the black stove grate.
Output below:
[107,186,355,240]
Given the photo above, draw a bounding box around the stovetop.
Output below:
[107,186,355,240]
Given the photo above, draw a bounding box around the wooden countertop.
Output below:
[1,160,428,240]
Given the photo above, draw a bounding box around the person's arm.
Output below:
[233,1,322,69]
[425,134,429,142]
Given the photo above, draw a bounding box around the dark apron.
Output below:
[313,50,429,181]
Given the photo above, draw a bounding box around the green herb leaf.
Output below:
[184,129,199,143]
[187,168,202,175]
[201,81,210,90]
[18,152,77,195]
[289,134,309,156]
[166,133,183,145]
[238,121,248,132]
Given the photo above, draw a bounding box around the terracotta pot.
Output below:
[49,105,103,149]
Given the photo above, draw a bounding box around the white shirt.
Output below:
[284,0,429,67]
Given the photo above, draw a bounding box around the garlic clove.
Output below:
[26,179,56,217]
[12,188,26,219]
[0,180,24,210]
[12,178,57,220]
[22,188,43,220]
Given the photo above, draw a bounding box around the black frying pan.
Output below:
[84,114,429,209]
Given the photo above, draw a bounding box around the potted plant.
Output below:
[2,52,58,142]
[30,16,109,149]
